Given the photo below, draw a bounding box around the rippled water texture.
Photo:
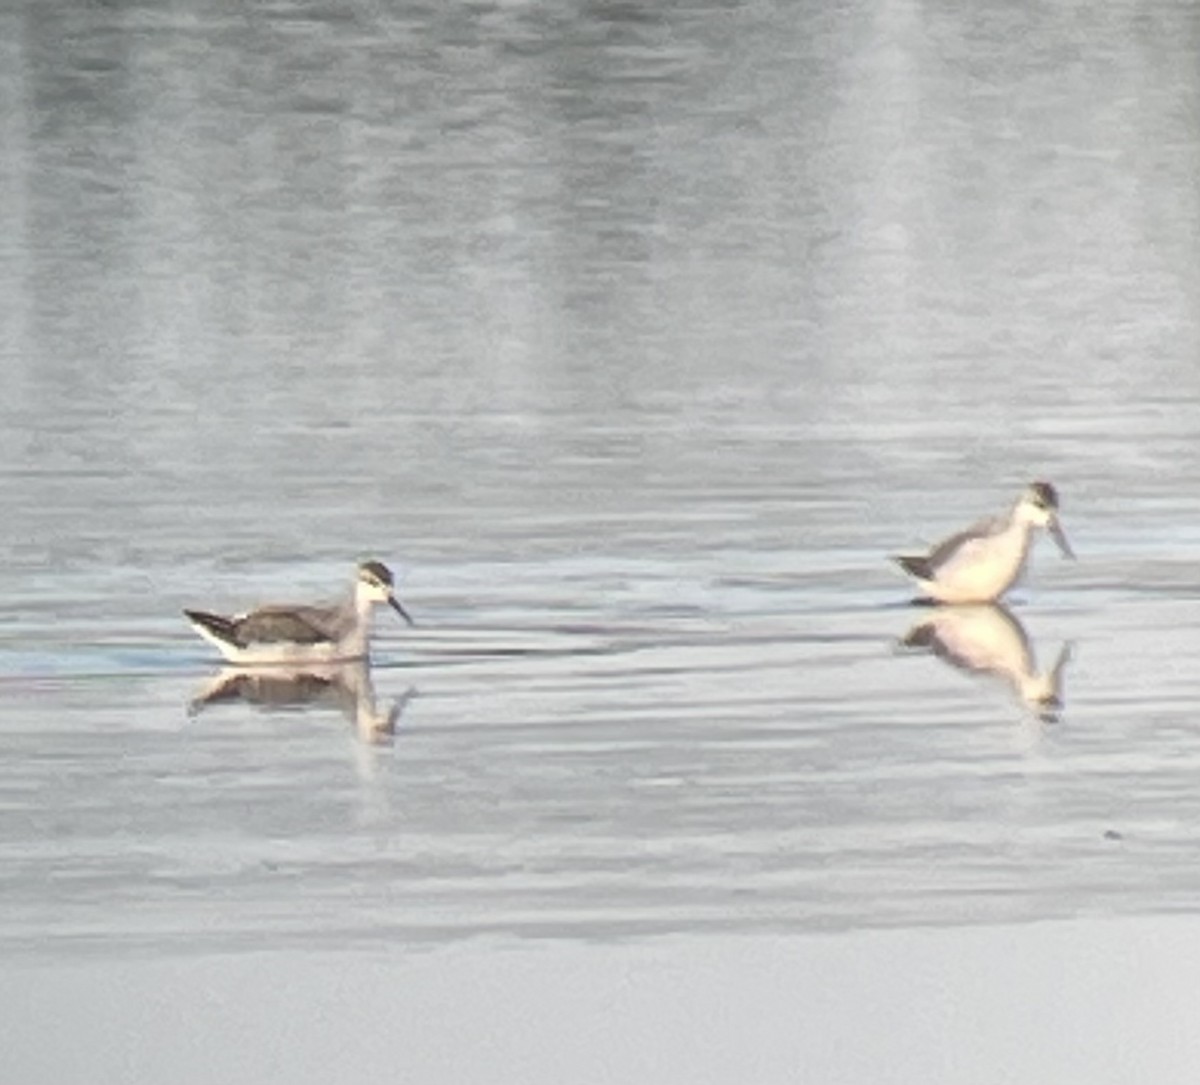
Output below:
[2,0,1200,1079]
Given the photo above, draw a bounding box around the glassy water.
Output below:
[2,0,1200,974]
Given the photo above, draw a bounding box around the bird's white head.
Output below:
[1015,482,1075,558]
[356,560,416,625]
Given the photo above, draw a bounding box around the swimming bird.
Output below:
[183,560,414,665]
[899,602,1071,722]
[892,482,1074,604]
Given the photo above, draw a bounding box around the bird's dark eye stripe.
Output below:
[1028,482,1059,510]
[357,559,395,587]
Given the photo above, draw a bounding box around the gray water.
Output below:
[3,0,1200,1078]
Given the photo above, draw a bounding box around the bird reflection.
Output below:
[899,603,1071,722]
[188,661,415,744]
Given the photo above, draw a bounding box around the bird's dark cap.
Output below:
[1028,481,1059,509]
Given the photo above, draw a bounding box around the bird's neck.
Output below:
[353,588,378,621]
[334,596,374,660]
[1000,515,1037,570]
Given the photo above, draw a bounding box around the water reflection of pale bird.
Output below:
[184,560,414,664]
[188,661,415,743]
[892,482,1075,604]
[900,602,1071,722]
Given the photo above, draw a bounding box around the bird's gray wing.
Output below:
[233,606,337,645]
[924,514,1005,573]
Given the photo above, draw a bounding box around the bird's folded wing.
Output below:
[234,606,335,645]
[924,515,1002,572]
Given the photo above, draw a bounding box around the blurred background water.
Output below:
[2,0,1200,1058]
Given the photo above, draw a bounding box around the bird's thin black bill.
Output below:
[1050,519,1075,560]
[389,596,416,626]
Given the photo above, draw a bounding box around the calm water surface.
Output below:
[2,0,1200,1076]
